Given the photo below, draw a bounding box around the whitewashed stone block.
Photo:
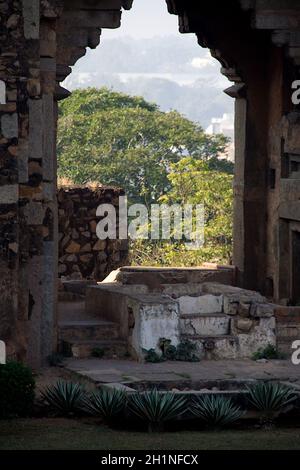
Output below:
[130,297,180,359]
[179,294,223,314]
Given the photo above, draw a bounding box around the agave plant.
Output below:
[82,388,126,422]
[247,382,296,428]
[129,389,186,432]
[191,395,244,428]
[41,380,86,416]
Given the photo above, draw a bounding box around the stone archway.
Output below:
[1,0,300,366]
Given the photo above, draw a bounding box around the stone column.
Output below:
[0,0,60,367]
[0,0,41,363]
[227,62,270,293]
[242,76,269,293]
[39,6,60,364]
[233,95,247,286]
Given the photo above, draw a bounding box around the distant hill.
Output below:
[64,35,233,128]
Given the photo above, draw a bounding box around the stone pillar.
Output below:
[0,0,41,363]
[20,0,45,368]
[227,67,270,294]
[240,55,272,293]
[39,5,60,364]
[278,111,300,304]
[233,96,247,286]
[0,0,60,367]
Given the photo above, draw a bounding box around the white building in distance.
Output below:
[206,113,234,162]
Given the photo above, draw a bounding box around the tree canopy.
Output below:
[57,87,231,204]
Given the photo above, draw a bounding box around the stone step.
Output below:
[61,280,97,296]
[180,313,228,319]
[60,339,128,359]
[58,320,120,342]
[58,291,85,302]
[180,314,230,337]
[58,300,96,322]
[104,266,235,290]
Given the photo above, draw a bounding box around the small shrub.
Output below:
[143,349,164,363]
[144,339,200,363]
[82,388,126,422]
[252,344,285,360]
[159,338,178,360]
[41,380,86,416]
[164,344,178,360]
[247,382,296,428]
[129,389,186,432]
[191,395,244,428]
[175,340,199,362]
[0,361,35,418]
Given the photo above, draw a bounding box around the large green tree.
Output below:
[57,87,231,204]
[130,157,233,266]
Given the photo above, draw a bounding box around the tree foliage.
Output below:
[58,87,233,265]
[57,87,231,204]
[130,158,233,266]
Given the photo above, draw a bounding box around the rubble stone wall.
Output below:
[58,186,128,281]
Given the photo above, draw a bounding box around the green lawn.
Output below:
[0,419,300,450]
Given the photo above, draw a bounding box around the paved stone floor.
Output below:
[65,358,300,386]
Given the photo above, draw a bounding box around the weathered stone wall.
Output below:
[130,283,276,361]
[58,185,128,281]
[0,0,59,368]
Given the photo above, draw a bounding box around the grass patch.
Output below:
[0,419,300,450]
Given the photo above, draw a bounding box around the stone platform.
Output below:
[64,358,300,387]
[85,269,278,361]
[58,267,300,362]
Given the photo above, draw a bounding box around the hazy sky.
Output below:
[103,0,180,39]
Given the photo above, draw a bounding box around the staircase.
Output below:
[58,283,127,359]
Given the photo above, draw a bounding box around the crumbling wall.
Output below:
[58,186,128,280]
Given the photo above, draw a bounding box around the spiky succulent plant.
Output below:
[41,380,86,416]
[129,389,186,432]
[247,382,296,427]
[191,394,244,428]
[82,387,126,421]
